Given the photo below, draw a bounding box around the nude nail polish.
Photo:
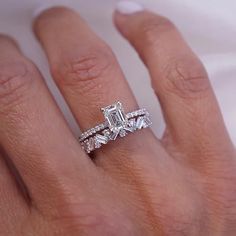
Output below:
[33,3,67,19]
[116,1,144,15]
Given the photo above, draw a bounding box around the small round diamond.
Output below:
[103,129,110,137]
[87,137,95,152]
[94,140,102,149]
[119,129,127,137]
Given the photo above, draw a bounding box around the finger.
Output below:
[34,7,137,130]
[33,7,158,164]
[0,35,95,208]
[114,6,233,161]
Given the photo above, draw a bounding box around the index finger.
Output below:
[0,35,95,208]
[114,8,233,163]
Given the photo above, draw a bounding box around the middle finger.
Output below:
[34,7,158,164]
[0,35,94,209]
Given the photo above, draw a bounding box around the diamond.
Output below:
[81,142,85,150]
[102,102,127,132]
[103,129,111,137]
[124,126,134,132]
[126,113,132,119]
[136,116,145,129]
[143,116,152,128]
[94,139,102,149]
[83,140,90,153]
[125,119,136,132]
[129,119,136,127]
[87,137,95,152]
[109,130,119,140]
[91,128,96,133]
[95,134,108,145]
[119,129,127,137]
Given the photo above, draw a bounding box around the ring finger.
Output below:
[34,7,160,168]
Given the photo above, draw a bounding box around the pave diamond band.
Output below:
[79,108,148,142]
[79,102,152,154]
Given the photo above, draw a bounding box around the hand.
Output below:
[0,5,235,236]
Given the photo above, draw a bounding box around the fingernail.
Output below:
[116,1,144,15]
[33,3,66,19]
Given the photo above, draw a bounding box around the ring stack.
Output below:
[79,101,152,154]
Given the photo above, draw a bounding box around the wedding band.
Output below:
[79,101,152,154]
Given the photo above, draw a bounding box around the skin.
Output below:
[0,6,235,236]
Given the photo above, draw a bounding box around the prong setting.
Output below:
[79,102,151,154]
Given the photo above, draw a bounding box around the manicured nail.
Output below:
[116,1,144,15]
[33,3,66,19]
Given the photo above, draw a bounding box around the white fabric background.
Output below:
[0,0,235,144]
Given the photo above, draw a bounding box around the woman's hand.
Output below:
[0,5,235,236]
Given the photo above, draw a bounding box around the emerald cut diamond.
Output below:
[102,102,127,132]
[80,103,152,153]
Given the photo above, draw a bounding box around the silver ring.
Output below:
[79,101,152,153]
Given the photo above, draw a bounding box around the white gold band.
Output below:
[79,102,152,154]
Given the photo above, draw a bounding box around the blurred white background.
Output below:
[0,0,235,144]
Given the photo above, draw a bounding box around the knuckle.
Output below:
[52,48,113,94]
[140,16,175,45]
[0,60,34,109]
[49,201,103,233]
[48,197,134,235]
[162,56,211,99]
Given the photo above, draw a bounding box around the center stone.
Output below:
[102,102,127,132]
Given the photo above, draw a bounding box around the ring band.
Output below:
[79,101,152,153]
